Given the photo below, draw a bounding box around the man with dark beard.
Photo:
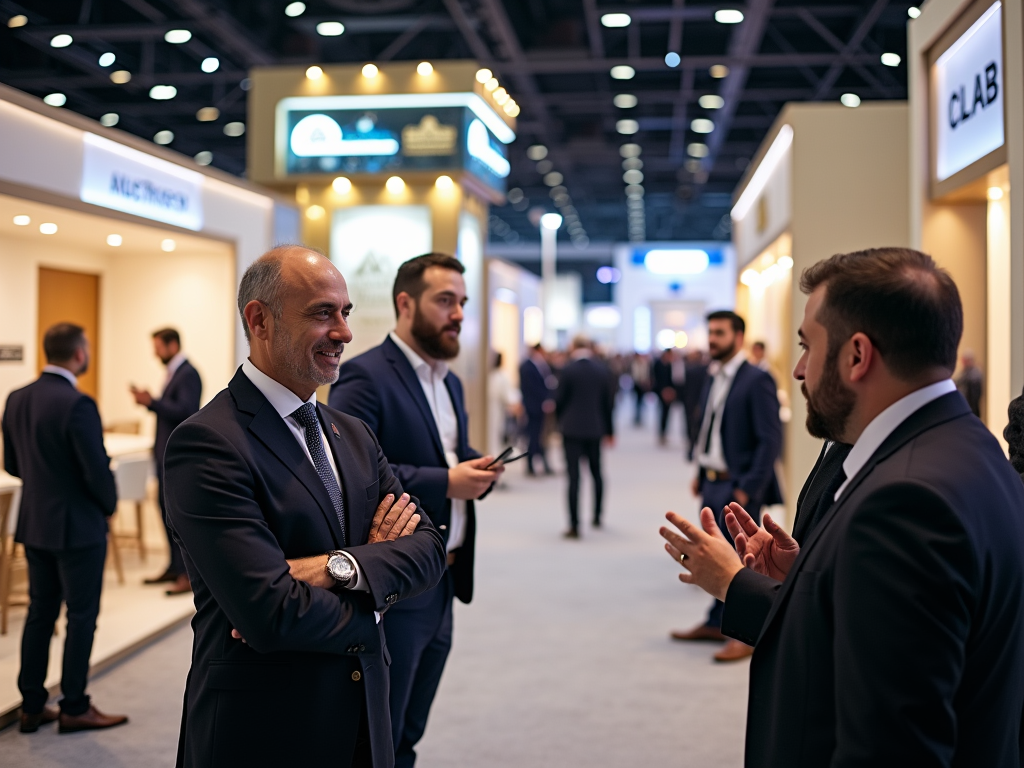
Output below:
[670,310,782,662]
[330,252,501,768]
[660,248,1024,767]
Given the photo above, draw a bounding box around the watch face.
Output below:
[330,554,354,582]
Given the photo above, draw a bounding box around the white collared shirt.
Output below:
[834,378,957,500]
[696,351,748,472]
[42,364,77,388]
[163,352,187,393]
[389,332,466,553]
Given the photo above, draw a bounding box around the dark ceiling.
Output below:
[0,0,913,245]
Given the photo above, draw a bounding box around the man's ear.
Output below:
[244,300,271,341]
[846,332,875,383]
[395,291,414,319]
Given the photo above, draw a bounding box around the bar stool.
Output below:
[110,455,151,565]
[0,488,29,636]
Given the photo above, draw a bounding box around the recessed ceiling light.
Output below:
[616,119,640,135]
[107,234,122,246]
[39,222,58,235]
[699,94,725,109]
[194,151,213,166]
[620,143,641,158]
[284,2,306,17]
[201,57,220,73]
[908,7,921,19]
[623,169,644,184]
[7,14,27,28]
[332,176,352,194]
[435,175,454,190]
[610,65,635,80]
[665,52,681,67]
[601,13,631,27]
[196,107,219,121]
[715,9,744,23]
[316,21,344,36]
[691,118,715,133]
[50,34,72,48]
[164,29,191,44]
[100,112,119,127]
[154,130,174,144]
[526,145,548,161]
[361,63,379,79]
[840,93,861,108]
[485,77,499,92]
[687,143,709,158]
[98,52,115,67]
[543,172,564,187]
[709,64,729,79]
[417,61,433,76]
[476,68,492,83]
[224,122,245,137]
[385,176,405,193]
[43,93,66,107]
[614,94,638,108]
[880,52,901,67]
[305,66,323,80]
[149,84,177,100]
[161,238,176,252]
[110,70,131,84]
[13,215,30,226]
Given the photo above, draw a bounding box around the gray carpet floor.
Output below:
[0,405,748,767]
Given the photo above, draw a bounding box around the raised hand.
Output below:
[723,502,800,582]
[660,507,744,602]
[447,457,500,500]
[367,493,421,544]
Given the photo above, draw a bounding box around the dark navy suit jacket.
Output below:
[330,335,481,603]
[696,359,782,505]
[149,359,202,478]
[165,368,445,768]
[519,357,552,417]
[2,372,117,551]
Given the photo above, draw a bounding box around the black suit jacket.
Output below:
[745,392,1024,767]
[555,355,614,440]
[2,372,117,551]
[165,368,446,768]
[722,441,852,646]
[519,357,552,417]
[329,336,480,603]
[149,359,202,477]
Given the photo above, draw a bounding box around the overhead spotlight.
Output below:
[614,94,638,108]
[13,215,30,226]
[316,21,344,36]
[50,34,72,48]
[98,52,115,67]
[908,6,921,18]
[361,63,379,78]
[224,121,245,136]
[610,65,635,80]
[526,144,548,161]
[540,213,563,229]
[475,68,492,83]
[485,77,499,92]
[616,119,640,135]
[110,70,131,84]
[691,118,714,133]
[699,94,724,109]
[435,175,454,190]
[622,157,642,170]
[305,65,323,80]
[880,52,901,67]
[988,186,1005,201]
[196,106,219,121]
[40,222,58,235]
[623,169,644,184]
[154,130,174,144]
[332,176,352,194]
[417,61,433,76]
[601,13,631,27]
[201,57,220,73]
[493,87,509,105]
[840,93,861,108]
[107,234,123,246]
[100,113,119,127]
[543,171,564,186]
[284,2,306,16]
[709,64,729,78]
[161,238,176,252]
[306,205,325,219]
[7,14,27,28]
[385,176,405,193]
[687,142,709,158]
[620,143,641,158]
[715,9,744,23]
[665,52,681,67]
[149,85,177,100]
[194,151,213,165]
[43,93,66,107]
[164,29,192,44]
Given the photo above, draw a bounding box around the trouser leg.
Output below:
[699,479,763,628]
[585,439,604,524]
[18,547,63,714]
[563,438,583,531]
[659,399,671,438]
[634,389,644,424]
[56,542,106,715]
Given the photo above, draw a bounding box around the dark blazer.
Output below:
[722,441,852,646]
[697,360,782,505]
[329,336,480,603]
[164,368,446,768]
[555,355,614,440]
[519,357,552,417]
[651,357,676,396]
[149,359,202,477]
[745,392,1024,768]
[681,364,709,424]
[2,372,117,551]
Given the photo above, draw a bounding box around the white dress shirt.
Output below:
[696,351,747,472]
[42,364,78,388]
[241,359,377,617]
[834,378,957,500]
[162,352,187,394]
[389,332,467,553]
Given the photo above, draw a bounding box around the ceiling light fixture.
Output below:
[691,118,714,133]
[715,9,744,23]
[100,113,119,126]
[614,94,638,108]
[540,213,563,229]
[284,2,306,16]
[196,107,219,121]
[110,70,131,84]
[527,145,548,161]
[620,143,641,158]
[361,63,379,78]
[417,61,433,76]
[316,21,344,36]
[161,238,176,252]
[154,130,174,144]
[149,84,177,100]
[98,52,115,67]
[305,65,323,80]
[601,13,631,27]
[610,65,635,80]
[332,176,352,194]
[43,93,66,107]
[201,57,220,73]
[699,94,725,109]
[13,215,30,226]
[194,151,213,166]
[164,29,192,44]
[385,176,405,193]
[616,119,640,134]
[7,15,27,28]
[39,223,58,235]
[709,64,730,78]
[224,122,245,136]
[908,7,921,18]
[840,93,861,108]
[687,142,709,158]
[107,234,123,246]
[50,34,72,48]
[435,175,454,190]
[665,52,681,67]
[475,68,492,83]
[880,52,901,67]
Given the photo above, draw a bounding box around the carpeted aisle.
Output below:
[0,403,749,767]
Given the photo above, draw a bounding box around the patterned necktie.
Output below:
[291,402,347,546]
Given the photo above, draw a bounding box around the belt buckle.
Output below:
[706,469,719,482]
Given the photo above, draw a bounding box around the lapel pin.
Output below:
[331,423,340,438]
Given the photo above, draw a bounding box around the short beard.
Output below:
[803,346,855,441]
[412,305,460,360]
[710,340,736,361]
[271,320,342,388]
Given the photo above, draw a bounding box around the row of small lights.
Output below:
[740,255,794,289]
[522,144,589,248]
[303,175,457,220]
[9,215,177,251]
[621,143,645,242]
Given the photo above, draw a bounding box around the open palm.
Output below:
[724,502,800,581]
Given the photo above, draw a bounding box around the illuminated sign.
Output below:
[933,2,1004,181]
[80,133,203,230]
[466,119,510,178]
[289,114,399,157]
[644,250,710,275]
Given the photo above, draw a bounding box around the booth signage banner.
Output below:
[933,1,1004,182]
[80,133,204,230]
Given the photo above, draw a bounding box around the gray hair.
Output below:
[237,252,286,342]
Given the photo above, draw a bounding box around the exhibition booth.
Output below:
[730,101,911,521]
[247,60,516,447]
[909,0,1024,447]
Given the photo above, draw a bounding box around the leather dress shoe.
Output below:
[165,574,192,596]
[59,704,128,733]
[714,639,755,663]
[670,623,726,642]
[144,569,178,585]
[563,528,580,539]
[20,705,59,733]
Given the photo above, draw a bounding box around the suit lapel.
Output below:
[444,372,469,459]
[319,409,367,548]
[757,392,972,642]
[229,370,345,548]
[383,337,447,462]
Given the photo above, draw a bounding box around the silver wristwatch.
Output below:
[326,551,357,588]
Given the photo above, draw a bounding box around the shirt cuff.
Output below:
[340,550,381,624]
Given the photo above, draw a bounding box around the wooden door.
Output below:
[37,267,100,399]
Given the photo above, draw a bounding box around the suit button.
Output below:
[351,670,362,682]
[359,644,366,652]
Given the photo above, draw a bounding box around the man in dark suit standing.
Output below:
[130,327,202,595]
[330,253,500,768]
[651,349,683,446]
[519,344,554,475]
[2,323,128,733]
[164,247,446,768]
[681,350,709,459]
[670,310,781,662]
[662,248,1024,767]
[556,336,615,538]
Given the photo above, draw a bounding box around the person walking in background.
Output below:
[630,352,651,426]
[130,327,202,596]
[519,344,554,475]
[165,247,445,768]
[556,335,615,539]
[955,349,983,417]
[2,323,128,734]
[671,310,781,662]
[487,351,521,466]
[749,340,770,371]
[652,348,684,446]
[330,253,501,768]
[681,349,709,460]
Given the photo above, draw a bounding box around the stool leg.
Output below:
[107,518,125,585]
[0,538,10,636]
[136,501,146,562]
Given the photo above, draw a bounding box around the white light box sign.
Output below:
[80,133,204,230]
[933,2,1004,182]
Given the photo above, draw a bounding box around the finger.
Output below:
[659,526,694,555]
[385,504,417,541]
[381,494,411,537]
[724,511,744,542]
[727,502,761,537]
[743,553,756,568]
[399,513,420,538]
[370,494,394,532]
[664,510,705,542]
[700,507,726,539]
[763,513,796,545]
[734,532,747,559]
[663,541,684,563]
[678,572,696,584]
